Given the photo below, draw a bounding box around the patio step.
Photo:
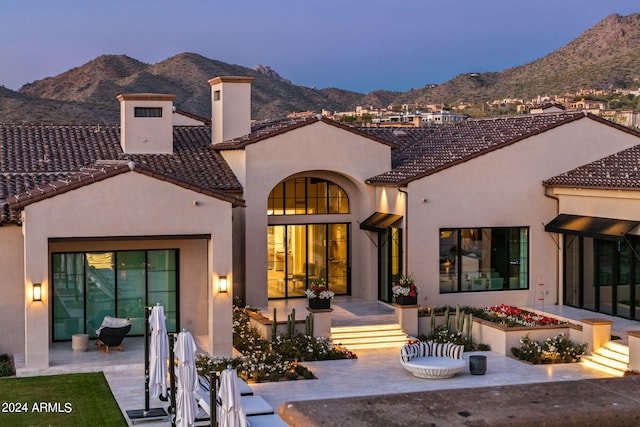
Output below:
[330,323,408,350]
[581,341,629,377]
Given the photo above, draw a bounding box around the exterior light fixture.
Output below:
[218,276,228,293]
[33,283,42,301]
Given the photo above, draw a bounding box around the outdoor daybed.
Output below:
[400,341,465,379]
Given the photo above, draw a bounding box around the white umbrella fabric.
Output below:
[175,330,198,427]
[218,367,248,427]
[149,304,169,399]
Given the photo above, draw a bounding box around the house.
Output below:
[2,77,640,371]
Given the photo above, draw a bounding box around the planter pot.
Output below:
[469,355,487,375]
[308,298,331,310]
[394,295,417,305]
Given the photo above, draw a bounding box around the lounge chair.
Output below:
[95,317,131,354]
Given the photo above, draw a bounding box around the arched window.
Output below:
[268,177,349,215]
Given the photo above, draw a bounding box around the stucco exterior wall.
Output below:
[21,171,235,368]
[403,118,640,310]
[0,225,25,355]
[241,121,392,306]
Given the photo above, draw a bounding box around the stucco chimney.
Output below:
[116,93,176,154]
[208,76,254,144]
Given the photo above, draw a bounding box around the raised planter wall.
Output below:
[417,312,583,356]
[247,310,308,341]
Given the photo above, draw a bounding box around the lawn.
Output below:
[0,372,126,426]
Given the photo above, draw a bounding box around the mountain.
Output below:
[10,52,364,124]
[2,13,640,124]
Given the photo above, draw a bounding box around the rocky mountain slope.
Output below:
[2,13,640,124]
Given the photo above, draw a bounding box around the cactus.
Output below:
[305,313,314,336]
[287,308,296,337]
[456,305,462,332]
[271,307,278,341]
[466,313,473,343]
[444,306,450,331]
[430,308,436,338]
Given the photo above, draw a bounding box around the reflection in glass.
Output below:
[267,224,349,298]
[51,249,178,341]
[440,227,529,293]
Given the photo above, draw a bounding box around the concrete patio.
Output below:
[14,299,640,426]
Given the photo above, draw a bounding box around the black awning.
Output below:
[545,214,640,241]
[359,212,403,232]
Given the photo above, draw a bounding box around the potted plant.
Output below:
[392,274,419,305]
[305,278,334,309]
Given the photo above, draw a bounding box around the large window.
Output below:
[267,224,349,298]
[268,177,349,215]
[564,236,640,320]
[439,227,529,293]
[52,249,178,341]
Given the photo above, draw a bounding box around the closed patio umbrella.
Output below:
[175,330,198,427]
[149,304,169,399]
[218,367,248,427]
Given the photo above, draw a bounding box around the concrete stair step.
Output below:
[331,324,404,333]
[595,346,629,364]
[583,354,628,372]
[581,340,630,377]
[330,323,407,350]
[581,356,626,377]
[603,341,629,356]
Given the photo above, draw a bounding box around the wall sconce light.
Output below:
[33,283,42,302]
[218,276,228,293]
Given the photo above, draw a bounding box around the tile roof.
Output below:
[214,115,398,150]
[0,125,243,224]
[364,112,640,186]
[543,144,640,190]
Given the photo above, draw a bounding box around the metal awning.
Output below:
[359,212,403,232]
[544,214,640,241]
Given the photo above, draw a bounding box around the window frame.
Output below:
[439,226,529,293]
[268,177,349,216]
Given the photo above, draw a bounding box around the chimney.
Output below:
[208,76,254,144]
[116,93,176,154]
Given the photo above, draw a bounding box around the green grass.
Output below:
[0,372,126,426]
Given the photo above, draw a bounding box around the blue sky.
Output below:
[1,1,638,93]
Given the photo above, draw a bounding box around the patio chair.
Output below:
[96,317,131,354]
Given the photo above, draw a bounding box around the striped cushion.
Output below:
[432,342,447,357]
[447,344,464,359]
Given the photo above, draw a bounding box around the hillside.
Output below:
[2,13,640,124]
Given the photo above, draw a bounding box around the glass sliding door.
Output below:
[52,253,85,340]
[85,252,116,336]
[147,250,178,332]
[328,224,348,295]
[116,251,146,335]
[564,235,581,308]
[617,242,632,319]
[52,249,178,341]
[267,223,349,298]
[379,227,402,303]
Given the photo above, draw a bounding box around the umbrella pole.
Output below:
[144,306,150,412]
[210,370,216,427]
[125,306,169,424]
[169,332,177,427]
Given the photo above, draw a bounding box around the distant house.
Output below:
[2,77,640,371]
[529,101,566,114]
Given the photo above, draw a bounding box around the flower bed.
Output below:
[417,305,582,356]
[511,333,586,364]
[199,304,356,383]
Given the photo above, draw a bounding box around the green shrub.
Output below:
[0,354,14,377]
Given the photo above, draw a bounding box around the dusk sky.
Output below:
[1,1,638,94]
